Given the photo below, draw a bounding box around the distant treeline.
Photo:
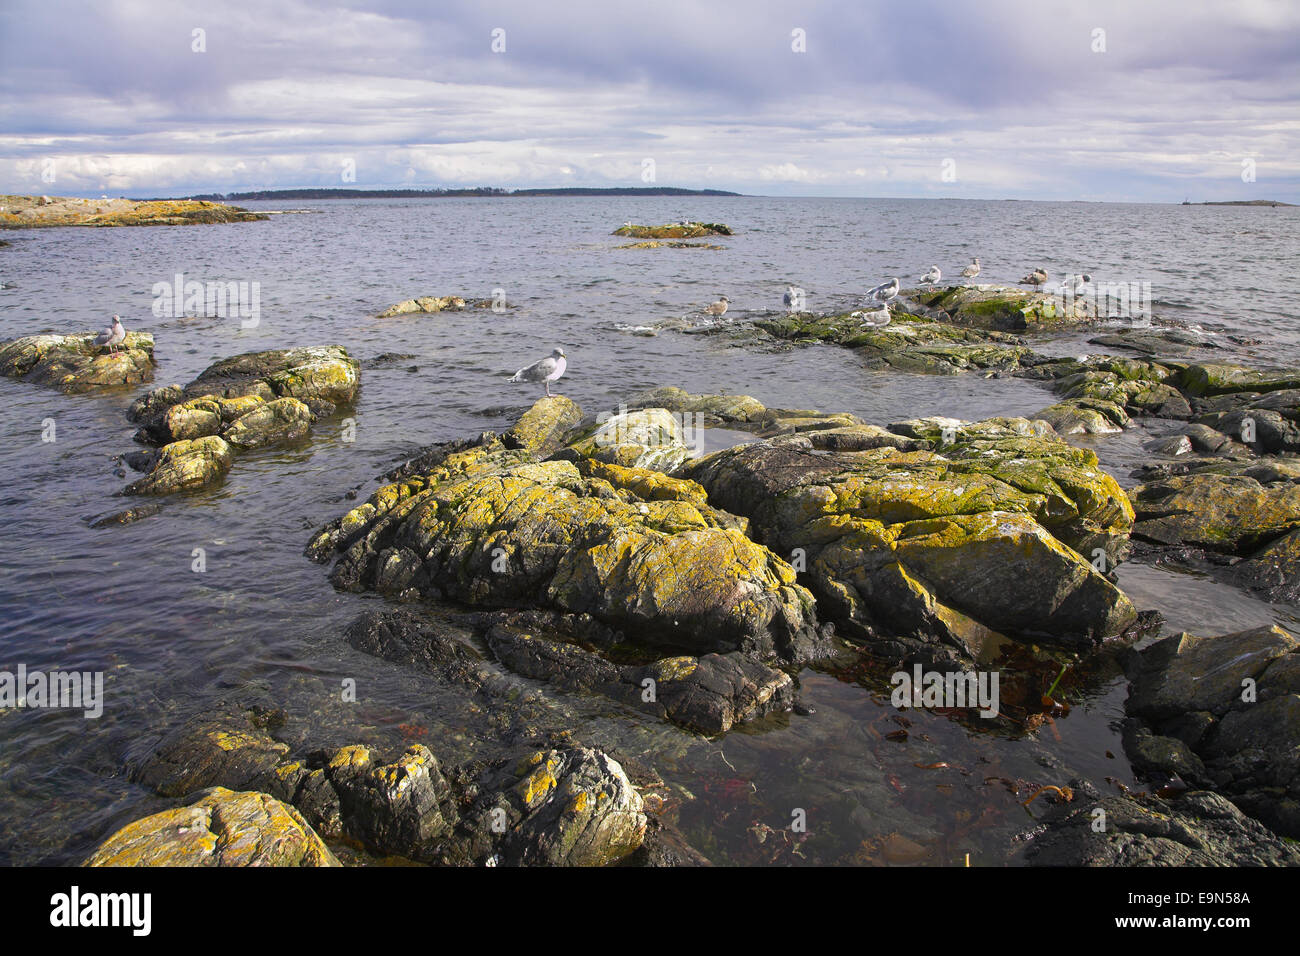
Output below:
[184,187,743,201]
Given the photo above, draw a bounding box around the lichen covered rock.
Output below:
[312,430,823,661]
[84,788,339,867]
[682,414,1137,660]
[123,435,232,495]
[0,331,155,393]
[462,747,647,866]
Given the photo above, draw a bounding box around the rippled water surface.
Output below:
[1,197,1298,865]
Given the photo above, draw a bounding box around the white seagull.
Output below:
[1018,267,1049,288]
[960,258,981,281]
[919,265,942,287]
[866,277,899,304]
[94,314,126,355]
[509,347,567,397]
[782,285,801,312]
[1060,273,1092,294]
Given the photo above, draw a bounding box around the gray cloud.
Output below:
[1,0,1296,199]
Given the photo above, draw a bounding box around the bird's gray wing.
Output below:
[515,356,557,382]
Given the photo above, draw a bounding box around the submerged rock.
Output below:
[0,331,155,393]
[84,788,339,867]
[486,625,794,734]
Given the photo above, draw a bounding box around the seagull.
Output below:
[919,265,941,287]
[1018,268,1049,288]
[94,315,126,355]
[704,295,730,318]
[852,306,891,328]
[509,347,567,397]
[866,277,899,304]
[1060,273,1092,295]
[782,285,801,312]
[960,258,981,281]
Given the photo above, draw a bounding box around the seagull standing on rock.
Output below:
[866,277,899,304]
[919,266,941,287]
[960,258,981,282]
[509,347,567,397]
[94,315,126,355]
[783,285,801,312]
[704,296,730,318]
[1018,268,1049,288]
[1060,273,1092,294]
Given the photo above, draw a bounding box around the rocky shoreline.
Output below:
[0,194,267,229]
[22,282,1297,866]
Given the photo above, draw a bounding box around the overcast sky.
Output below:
[1,0,1297,201]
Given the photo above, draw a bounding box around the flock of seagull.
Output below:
[84,262,1095,402]
[509,259,1099,396]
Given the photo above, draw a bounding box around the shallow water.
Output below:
[1,196,1298,865]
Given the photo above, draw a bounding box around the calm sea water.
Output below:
[1,196,1297,865]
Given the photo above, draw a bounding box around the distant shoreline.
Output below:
[1182,199,1295,207]
[177,187,744,202]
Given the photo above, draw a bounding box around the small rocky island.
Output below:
[613,220,733,239]
[0,194,267,229]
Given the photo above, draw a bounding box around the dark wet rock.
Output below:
[122,435,232,495]
[131,710,293,797]
[757,311,1031,375]
[1177,362,1300,398]
[1020,790,1300,866]
[457,747,647,866]
[303,744,455,861]
[343,608,500,694]
[84,787,340,867]
[1230,527,1300,602]
[1143,434,1193,457]
[0,331,155,393]
[1178,422,1250,455]
[1130,462,1300,552]
[89,503,164,527]
[486,626,794,734]
[309,402,825,664]
[1196,403,1300,454]
[682,414,1137,662]
[1125,625,1300,837]
[127,384,184,422]
[1087,328,1222,357]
